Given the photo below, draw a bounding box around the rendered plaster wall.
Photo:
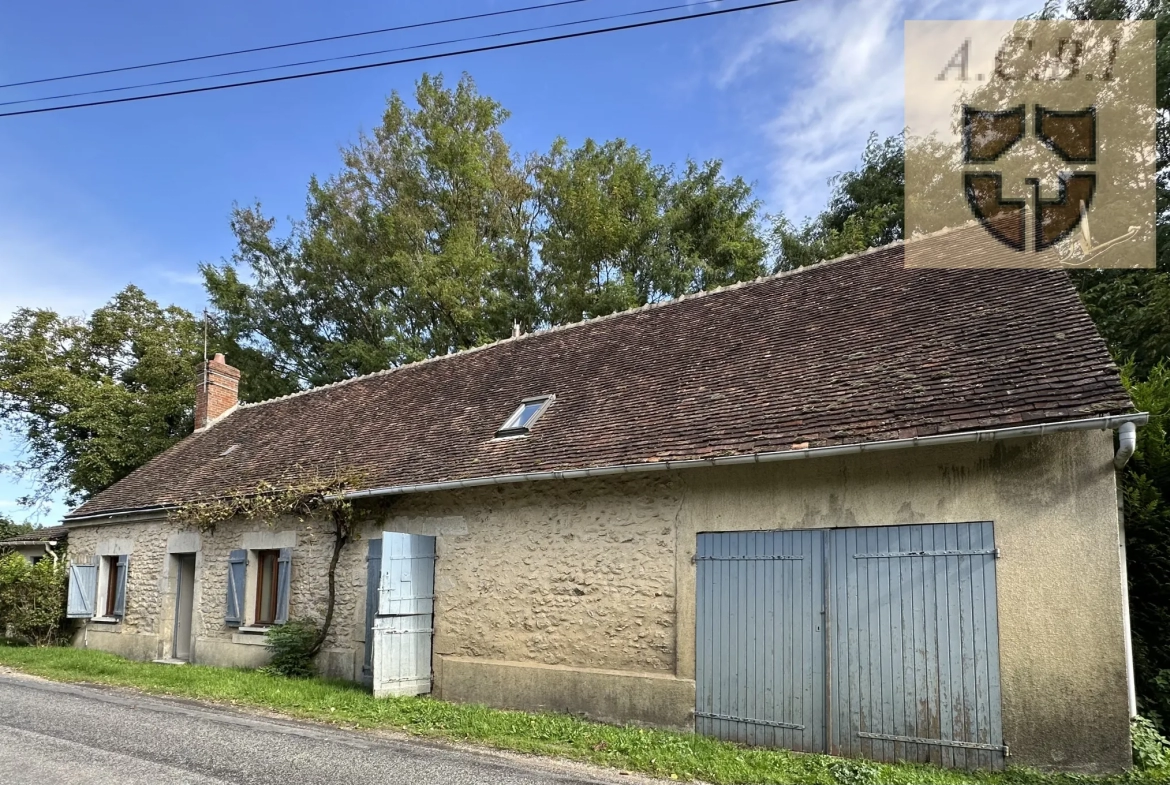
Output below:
[673,430,1129,774]
[9,543,55,563]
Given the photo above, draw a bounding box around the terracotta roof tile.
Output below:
[68,243,1133,519]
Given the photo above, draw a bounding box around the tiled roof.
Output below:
[68,243,1133,519]
[1,525,69,544]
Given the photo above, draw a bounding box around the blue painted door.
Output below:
[373,532,437,698]
[828,523,1005,768]
[695,529,826,752]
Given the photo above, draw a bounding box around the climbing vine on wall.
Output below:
[170,466,372,658]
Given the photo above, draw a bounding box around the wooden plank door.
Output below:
[373,532,437,698]
[695,529,826,752]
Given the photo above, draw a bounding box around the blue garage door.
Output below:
[696,522,1005,769]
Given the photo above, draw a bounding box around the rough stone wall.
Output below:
[67,515,365,671]
[194,518,333,643]
[66,518,173,637]
[66,472,680,678]
[372,473,681,673]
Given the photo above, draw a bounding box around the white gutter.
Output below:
[1114,421,1137,469]
[63,412,1148,523]
[338,412,1149,502]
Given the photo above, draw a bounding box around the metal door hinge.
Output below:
[857,731,1008,754]
[695,711,804,730]
[695,554,804,561]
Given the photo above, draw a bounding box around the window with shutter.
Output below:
[254,549,280,625]
[92,554,130,620]
[104,557,120,616]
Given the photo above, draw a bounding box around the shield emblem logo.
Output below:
[962,104,1096,253]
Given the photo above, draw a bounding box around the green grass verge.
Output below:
[0,642,1163,785]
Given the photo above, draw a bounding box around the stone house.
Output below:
[62,244,1145,772]
[0,525,67,564]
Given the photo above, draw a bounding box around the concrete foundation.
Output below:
[435,655,696,729]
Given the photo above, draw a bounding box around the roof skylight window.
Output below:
[496,395,554,438]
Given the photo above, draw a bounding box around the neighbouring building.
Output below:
[62,244,1144,773]
[0,525,68,564]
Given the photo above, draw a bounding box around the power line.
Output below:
[0,0,592,90]
[0,0,727,109]
[0,0,801,119]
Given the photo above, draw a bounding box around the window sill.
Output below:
[90,616,120,625]
[232,628,272,646]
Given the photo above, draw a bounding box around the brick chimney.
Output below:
[194,353,240,430]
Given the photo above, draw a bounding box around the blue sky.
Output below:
[0,0,1038,523]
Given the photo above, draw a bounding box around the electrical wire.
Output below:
[0,0,728,109]
[0,0,802,119]
[0,0,592,90]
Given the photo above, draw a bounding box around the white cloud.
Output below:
[156,267,206,288]
[716,0,1042,221]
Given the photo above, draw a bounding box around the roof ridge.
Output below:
[240,241,904,411]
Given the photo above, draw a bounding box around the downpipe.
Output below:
[1115,421,1137,469]
[1114,419,1139,717]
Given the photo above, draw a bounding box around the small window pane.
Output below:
[105,557,121,617]
[514,402,544,428]
[498,396,552,435]
[256,550,279,625]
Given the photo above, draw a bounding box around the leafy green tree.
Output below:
[534,137,668,323]
[0,515,32,542]
[534,140,766,323]
[769,133,905,271]
[208,74,769,385]
[204,73,538,389]
[1065,0,1170,378]
[0,286,203,505]
[659,160,768,297]
[1122,362,1170,723]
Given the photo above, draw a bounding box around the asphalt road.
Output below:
[0,673,660,785]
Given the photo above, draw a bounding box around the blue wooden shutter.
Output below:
[225,549,246,627]
[379,533,436,616]
[363,537,382,683]
[275,547,292,624]
[66,559,98,618]
[112,555,129,618]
